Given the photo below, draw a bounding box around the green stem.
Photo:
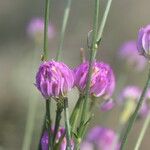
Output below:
[45,100,52,150]
[22,95,38,150]
[42,0,52,149]
[56,0,73,61]
[53,102,63,146]
[43,0,50,60]
[134,111,150,150]
[78,0,99,137]
[70,94,83,135]
[64,98,71,150]
[120,67,150,150]
[96,0,112,44]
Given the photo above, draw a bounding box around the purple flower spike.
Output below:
[137,25,150,60]
[81,126,119,150]
[74,61,115,98]
[27,17,55,41]
[100,98,115,112]
[35,60,74,99]
[119,41,147,71]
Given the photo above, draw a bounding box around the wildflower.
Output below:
[27,18,55,42]
[41,128,74,150]
[118,86,149,124]
[80,126,119,150]
[35,60,74,99]
[119,41,146,71]
[137,24,150,59]
[74,61,115,98]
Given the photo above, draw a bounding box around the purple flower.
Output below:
[118,86,149,118]
[41,131,49,150]
[41,127,74,150]
[81,126,119,150]
[27,18,55,41]
[74,61,115,98]
[137,24,150,59]
[35,60,74,99]
[119,41,147,71]
[100,98,115,112]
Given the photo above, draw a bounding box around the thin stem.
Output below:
[134,111,150,150]
[120,67,150,150]
[42,0,52,149]
[22,95,38,150]
[78,0,99,136]
[43,0,50,60]
[45,100,52,149]
[53,102,63,146]
[96,0,112,44]
[56,0,73,61]
[64,98,71,150]
[70,94,83,135]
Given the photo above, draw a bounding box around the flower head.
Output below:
[27,18,55,42]
[35,60,74,99]
[118,86,149,121]
[119,41,146,71]
[81,126,119,150]
[137,24,150,59]
[74,61,115,98]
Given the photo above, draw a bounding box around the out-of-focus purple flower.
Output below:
[35,60,74,99]
[41,127,74,150]
[100,98,115,112]
[119,41,147,71]
[81,126,119,150]
[41,131,49,150]
[137,25,150,59]
[27,18,55,42]
[118,86,149,119]
[74,61,115,98]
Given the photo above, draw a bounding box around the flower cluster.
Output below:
[27,18,55,43]
[118,86,150,124]
[137,24,150,59]
[119,41,147,71]
[80,126,119,150]
[35,60,115,100]
[35,60,74,99]
[74,61,115,99]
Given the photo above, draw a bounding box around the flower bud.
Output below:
[137,25,150,59]
[74,61,115,98]
[35,60,74,99]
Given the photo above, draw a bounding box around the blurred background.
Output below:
[0,0,150,149]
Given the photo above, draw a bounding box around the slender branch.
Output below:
[43,0,50,60]
[53,102,63,146]
[64,98,71,150]
[56,0,73,61]
[120,67,150,150]
[42,0,52,149]
[96,0,112,44]
[78,0,100,136]
[134,111,150,150]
